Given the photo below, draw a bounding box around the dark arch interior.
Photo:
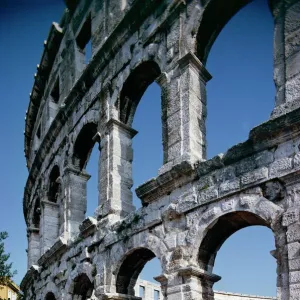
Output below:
[116,248,156,295]
[119,61,161,125]
[196,0,253,64]
[199,211,269,271]
[73,123,98,170]
[45,292,56,300]
[73,274,94,300]
[48,165,60,203]
[32,198,41,228]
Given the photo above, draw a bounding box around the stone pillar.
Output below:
[161,267,220,300]
[63,166,91,239]
[271,0,300,117]
[26,227,40,268]
[96,118,136,219]
[161,52,211,169]
[40,200,60,254]
[281,180,300,300]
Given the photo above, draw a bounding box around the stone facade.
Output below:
[134,279,276,300]
[21,0,300,299]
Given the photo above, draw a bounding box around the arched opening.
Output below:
[73,122,99,217]
[73,123,98,171]
[48,165,60,202]
[32,198,41,228]
[85,145,99,217]
[72,274,94,300]
[199,211,276,297]
[137,257,162,299]
[45,292,56,300]
[196,0,274,158]
[119,61,161,126]
[132,82,163,209]
[116,248,161,297]
[42,165,61,251]
[213,226,276,296]
[118,61,163,208]
[196,0,252,64]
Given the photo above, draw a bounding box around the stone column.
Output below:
[96,118,137,219]
[271,0,300,117]
[63,166,91,239]
[161,267,220,300]
[26,227,40,268]
[161,52,211,170]
[281,180,300,300]
[40,200,60,254]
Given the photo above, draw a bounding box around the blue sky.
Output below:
[0,0,276,297]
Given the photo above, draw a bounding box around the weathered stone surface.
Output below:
[22,1,300,300]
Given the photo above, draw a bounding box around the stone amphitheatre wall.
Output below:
[21,0,300,299]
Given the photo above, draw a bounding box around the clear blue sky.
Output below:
[0,0,276,297]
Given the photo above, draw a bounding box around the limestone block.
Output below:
[219,179,240,196]
[235,157,256,176]
[289,258,300,271]
[164,233,177,250]
[285,1,300,34]
[198,187,218,205]
[286,51,300,80]
[240,167,268,187]
[221,199,235,212]
[213,166,236,184]
[240,195,257,208]
[285,28,300,60]
[201,207,220,221]
[290,271,300,283]
[274,141,294,159]
[288,242,300,259]
[282,209,300,227]
[269,158,293,177]
[286,74,300,103]
[287,224,300,242]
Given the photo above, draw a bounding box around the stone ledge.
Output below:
[178,266,221,282]
[137,107,300,206]
[136,160,197,204]
[79,216,97,238]
[20,265,40,291]
[197,105,300,176]
[37,237,67,267]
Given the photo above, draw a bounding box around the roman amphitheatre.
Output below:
[21,0,300,299]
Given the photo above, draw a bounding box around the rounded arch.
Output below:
[191,0,274,64]
[45,292,56,300]
[48,165,61,203]
[187,196,284,265]
[65,261,95,295]
[198,211,270,271]
[72,273,94,300]
[118,61,161,126]
[115,247,157,295]
[42,282,60,300]
[73,122,98,170]
[32,197,41,228]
